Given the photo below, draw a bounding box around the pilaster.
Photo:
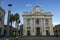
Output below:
[34,19,36,35]
[23,18,27,36]
[42,18,46,35]
[49,18,54,35]
[30,18,35,36]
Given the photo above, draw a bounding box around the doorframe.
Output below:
[36,27,40,36]
[46,30,50,36]
[27,30,31,36]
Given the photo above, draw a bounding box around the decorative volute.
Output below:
[31,8,35,13]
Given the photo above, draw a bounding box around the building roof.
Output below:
[23,6,53,16]
[55,24,60,26]
[0,7,5,13]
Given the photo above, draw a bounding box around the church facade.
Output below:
[22,6,54,36]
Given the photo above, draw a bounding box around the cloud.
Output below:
[53,22,60,26]
[25,4,32,7]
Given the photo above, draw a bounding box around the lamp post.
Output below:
[6,4,12,37]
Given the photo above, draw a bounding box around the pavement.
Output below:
[0,36,60,40]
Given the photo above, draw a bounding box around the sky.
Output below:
[0,0,60,27]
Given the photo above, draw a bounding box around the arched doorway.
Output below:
[36,27,40,36]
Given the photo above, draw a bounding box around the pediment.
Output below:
[32,12,45,16]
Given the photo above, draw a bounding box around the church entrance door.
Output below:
[46,30,50,36]
[36,27,40,36]
[27,30,30,36]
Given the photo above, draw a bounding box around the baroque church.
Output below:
[22,6,54,36]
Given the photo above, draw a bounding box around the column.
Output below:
[49,18,54,35]
[30,18,34,36]
[34,19,36,35]
[23,18,27,36]
[42,18,46,35]
[39,19,42,35]
[41,18,43,35]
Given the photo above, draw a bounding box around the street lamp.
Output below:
[6,4,12,37]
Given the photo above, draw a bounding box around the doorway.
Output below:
[46,30,50,36]
[27,30,30,36]
[36,27,40,36]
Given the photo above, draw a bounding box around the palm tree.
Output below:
[10,14,15,36]
[10,14,14,26]
[14,13,20,27]
[14,13,20,37]
[14,13,19,22]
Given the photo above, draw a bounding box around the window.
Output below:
[27,19,30,27]
[27,27,31,29]
[35,19,39,24]
[45,19,49,25]
[46,27,49,30]
[27,19,30,24]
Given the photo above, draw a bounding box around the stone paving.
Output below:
[0,36,60,40]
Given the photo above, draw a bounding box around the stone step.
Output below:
[0,37,59,40]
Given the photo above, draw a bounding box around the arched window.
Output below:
[27,19,30,24]
[27,19,30,27]
[45,19,49,25]
[35,19,39,24]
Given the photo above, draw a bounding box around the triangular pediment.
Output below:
[32,12,45,16]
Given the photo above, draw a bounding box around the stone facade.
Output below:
[0,7,5,35]
[22,6,54,36]
[54,24,60,36]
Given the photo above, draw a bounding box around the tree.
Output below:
[10,14,14,26]
[14,13,19,22]
[10,14,15,36]
[14,13,20,37]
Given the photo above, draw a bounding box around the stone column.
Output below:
[42,18,46,35]
[49,18,54,35]
[39,19,42,35]
[41,18,43,35]
[23,18,27,36]
[34,19,36,35]
[30,18,35,36]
